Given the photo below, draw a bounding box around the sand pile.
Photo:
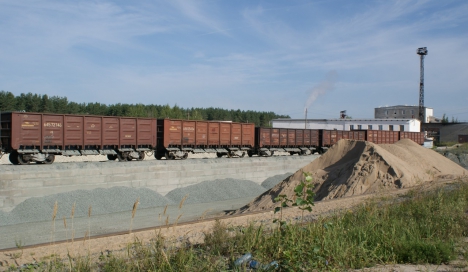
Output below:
[237,139,467,213]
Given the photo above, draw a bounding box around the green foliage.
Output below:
[0,91,289,126]
[274,172,315,227]
[441,113,459,123]
[442,113,449,123]
[21,181,468,271]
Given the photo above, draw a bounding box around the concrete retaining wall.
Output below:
[0,155,318,212]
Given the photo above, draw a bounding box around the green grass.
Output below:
[434,142,468,151]
[17,181,468,271]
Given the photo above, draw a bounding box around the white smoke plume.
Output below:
[305,70,338,111]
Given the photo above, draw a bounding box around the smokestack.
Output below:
[305,108,307,129]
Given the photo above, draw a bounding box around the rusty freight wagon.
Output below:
[399,131,425,145]
[155,119,255,159]
[459,135,468,143]
[253,128,318,156]
[0,112,156,164]
[252,127,280,156]
[366,130,399,144]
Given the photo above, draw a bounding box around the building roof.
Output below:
[375,105,433,110]
[273,118,419,122]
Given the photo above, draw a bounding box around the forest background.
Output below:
[0,91,289,127]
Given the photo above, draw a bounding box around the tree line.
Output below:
[0,91,289,127]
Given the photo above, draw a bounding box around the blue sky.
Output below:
[1,0,467,120]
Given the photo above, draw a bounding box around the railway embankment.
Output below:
[0,155,318,213]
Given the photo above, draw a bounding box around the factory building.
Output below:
[374,105,436,123]
[271,118,421,132]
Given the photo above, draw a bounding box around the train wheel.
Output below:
[240,152,245,158]
[247,151,253,157]
[9,152,19,165]
[107,154,117,161]
[117,152,127,162]
[182,153,188,160]
[155,152,163,160]
[227,152,233,158]
[17,153,29,165]
[136,151,145,161]
[165,151,175,160]
[269,151,275,157]
[216,152,223,158]
[44,154,55,164]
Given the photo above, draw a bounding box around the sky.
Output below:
[1,0,467,121]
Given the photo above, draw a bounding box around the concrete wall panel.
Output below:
[0,155,318,212]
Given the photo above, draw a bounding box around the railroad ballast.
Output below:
[0,112,424,165]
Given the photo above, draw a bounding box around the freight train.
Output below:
[0,112,424,165]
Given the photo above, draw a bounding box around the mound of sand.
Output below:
[236,139,467,213]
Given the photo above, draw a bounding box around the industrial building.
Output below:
[271,118,421,132]
[374,105,436,123]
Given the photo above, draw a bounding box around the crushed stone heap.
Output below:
[236,139,467,213]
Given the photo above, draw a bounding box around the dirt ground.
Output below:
[1,179,467,271]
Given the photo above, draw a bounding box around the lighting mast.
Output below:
[417,47,428,123]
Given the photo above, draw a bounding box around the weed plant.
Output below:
[19,181,468,272]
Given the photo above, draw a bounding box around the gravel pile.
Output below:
[460,154,468,168]
[444,153,468,169]
[261,172,293,190]
[0,187,173,226]
[1,173,293,226]
[165,179,267,204]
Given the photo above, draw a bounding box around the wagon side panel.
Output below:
[102,117,120,147]
[208,122,220,146]
[119,118,137,147]
[295,129,304,146]
[182,121,196,146]
[258,127,271,148]
[11,113,42,150]
[64,115,84,149]
[279,129,288,146]
[195,121,208,146]
[42,114,64,149]
[220,123,231,145]
[241,123,255,147]
[231,123,242,145]
[303,129,311,146]
[162,119,182,148]
[136,119,155,148]
[271,129,280,146]
[84,116,102,148]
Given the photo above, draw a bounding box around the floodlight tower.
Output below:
[417,47,428,123]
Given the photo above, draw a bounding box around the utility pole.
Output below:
[417,47,428,123]
[304,108,307,129]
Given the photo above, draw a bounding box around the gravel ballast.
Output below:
[0,187,174,226]
[165,179,267,204]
